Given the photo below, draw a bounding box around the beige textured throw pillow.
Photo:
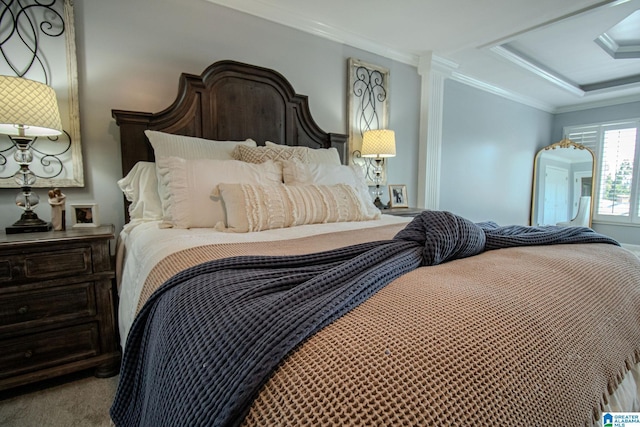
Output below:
[280,159,380,220]
[217,183,379,232]
[232,144,308,164]
[265,141,341,165]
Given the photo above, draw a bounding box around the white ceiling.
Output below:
[204,0,640,113]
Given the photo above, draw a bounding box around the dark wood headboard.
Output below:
[112,60,348,179]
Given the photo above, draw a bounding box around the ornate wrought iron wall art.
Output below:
[0,132,71,180]
[0,0,84,187]
[347,58,390,185]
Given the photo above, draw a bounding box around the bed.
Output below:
[110,60,640,426]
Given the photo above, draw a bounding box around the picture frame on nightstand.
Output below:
[71,203,100,227]
[388,184,408,208]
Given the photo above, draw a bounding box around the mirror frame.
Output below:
[530,138,595,227]
[0,0,84,188]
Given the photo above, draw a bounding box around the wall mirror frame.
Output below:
[347,58,390,186]
[530,138,595,227]
[0,0,84,188]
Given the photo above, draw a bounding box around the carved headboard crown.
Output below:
[112,60,348,179]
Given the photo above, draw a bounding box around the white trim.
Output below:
[431,55,459,73]
[489,45,584,97]
[554,93,640,113]
[595,33,620,58]
[620,243,640,257]
[567,119,640,225]
[594,220,640,227]
[203,0,638,114]
[416,54,448,210]
[595,32,640,59]
[573,170,592,216]
[477,0,621,48]
[449,72,555,113]
[202,0,419,66]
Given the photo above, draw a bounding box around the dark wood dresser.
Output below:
[0,225,120,391]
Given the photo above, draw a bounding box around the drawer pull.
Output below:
[17,305,29,315]
[24,350,33,358]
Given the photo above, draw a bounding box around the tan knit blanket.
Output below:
[134,225,640,426]
[136,224,408,313]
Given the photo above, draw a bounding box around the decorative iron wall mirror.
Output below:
[347,58,390,186]
[530,139,595,227]
[0,0,84,188]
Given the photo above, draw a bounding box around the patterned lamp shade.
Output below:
[0,76,62,137]
[361,129,396,158]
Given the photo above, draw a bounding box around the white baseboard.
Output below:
[621,243,640,256]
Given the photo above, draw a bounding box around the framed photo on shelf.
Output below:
[71,203,99,227]
[388,185,408,208]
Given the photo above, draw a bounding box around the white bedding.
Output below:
[116,214,413,346]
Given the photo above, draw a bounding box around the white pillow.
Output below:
[217,183,379,233]
[155,158,282,228]
[145,130,256,160]
[117,161,163,220]
[265,141,341,165]
[281,159,380,219]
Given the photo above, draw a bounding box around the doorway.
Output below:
[543,165,569,225]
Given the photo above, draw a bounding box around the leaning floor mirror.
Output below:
[531,138,595,227]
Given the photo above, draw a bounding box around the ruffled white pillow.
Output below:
[155,158,282,228]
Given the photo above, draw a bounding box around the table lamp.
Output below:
[361,129,396,209]
[0,76,63,234]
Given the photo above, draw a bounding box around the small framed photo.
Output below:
[71,203,100,228]
[388,184,408,208]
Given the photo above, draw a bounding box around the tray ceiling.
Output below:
[204,0,640,113]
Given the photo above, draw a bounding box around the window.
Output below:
[565,119,640,224]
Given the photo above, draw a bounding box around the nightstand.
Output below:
[0,225,120,391]
[382,207,426,217]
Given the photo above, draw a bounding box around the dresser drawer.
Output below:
[0,282,96,332]
[0,323,100,379]
[0,246,92,284]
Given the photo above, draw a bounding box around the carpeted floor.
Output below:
[0,372,118,427]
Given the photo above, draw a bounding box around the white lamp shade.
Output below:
[361,129,396,158]
[0,76,63,137]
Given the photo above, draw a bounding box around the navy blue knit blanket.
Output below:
[110,211,618,427]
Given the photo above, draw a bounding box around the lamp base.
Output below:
[6,211,52,234]
[373,197,389,209]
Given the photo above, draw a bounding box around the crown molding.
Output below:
[553,92,640,113]
[204,0,557,112]
[203,0,420,65]
[594,14,640,59]
[490,45,585,97]
[202,0,638,115]
[449,72,556,113]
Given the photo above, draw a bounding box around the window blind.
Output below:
[565,120,640,222]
